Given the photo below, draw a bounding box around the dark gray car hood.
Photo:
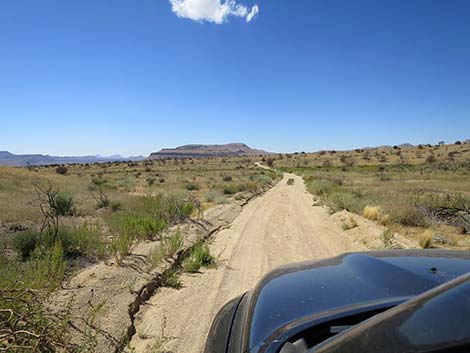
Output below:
[246,250,470,351]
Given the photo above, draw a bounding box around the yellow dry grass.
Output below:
[362,206,381,221]
[419,230,433,249]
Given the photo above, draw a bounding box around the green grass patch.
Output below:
[182,240,215,273]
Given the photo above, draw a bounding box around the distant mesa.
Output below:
[148,143,269,159]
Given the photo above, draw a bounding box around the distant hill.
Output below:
[0,151,145,167]
[148,143,269,159]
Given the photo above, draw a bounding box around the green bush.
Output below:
[10,241,69,290]
[160,269,181,289]
[12,230,39,260]
[55,165,68,175]
[182,241,214,273]
[252,174,272,186]
[204,190,228,204]
[107,194,193,242]
[306,179,338,196]
[14,226,108,261]
[110,229,134,264]
[185,183,200,191]
[67,224,108,260]
[325,191,365,213]
[151,230,184,267]
[388,204,427,227]
[223,182,258,195]
[52,192,75,216]
[223,184,238,195]
[147,177,156,186]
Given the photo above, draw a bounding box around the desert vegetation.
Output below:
[0,156,280,352]
[278,142,470,250]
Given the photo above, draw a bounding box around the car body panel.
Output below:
[205,250,470,353]
[309,273,470,353]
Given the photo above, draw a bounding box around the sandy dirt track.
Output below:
[130,173,366,353]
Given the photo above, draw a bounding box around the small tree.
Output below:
[425,155,437,164]
[147,177,156,186]
[33,182,75,239]
[55,165,68,175]
[90,178,109,208]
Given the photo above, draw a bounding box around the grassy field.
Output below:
[0,156,279,352]
[276,142,470,249]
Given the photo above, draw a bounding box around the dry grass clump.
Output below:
[381,228,395,249]
[363,206,381,221]
[341,215,358,230]
[419,230,433,248]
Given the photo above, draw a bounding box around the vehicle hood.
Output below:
[246,250,470,351]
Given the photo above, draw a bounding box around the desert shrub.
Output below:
[182,241,214,273]
[419,231,433,249]
[110,229,134,264]
[66,224,108,260]
[252,174,272,186]
[185,183,200,191]
[287,178,295,185]
[204,190,228,204]
[416,193,470,212]
[0,241,76,351]
[107,194,193,243]
[55,165,68,175]
[340,155,356,167]
[111,201,122,212]
[222,175,233,182]
[223,184,238,195]
[52,192,75,216]
[159,193,194,222]
[381,228,395,249]
[0,287,71,352]
[265,157,275,167]
[377,173,391,181]
[12,230,39,260]
[363,206,381,221]
[425,155,437,164]
[8,240,69,291]
[108,212,167,241]
[46,226,108,260]
[90,178,109,209]
[160,269,181,289]
[159,177,166,183]
[147,177,156,186]
[305,179,337,196]
[165,231,184,255]
[387,204,427,227]
[341,216,358,230]
[325,191,365,213]
[13,225,107,262]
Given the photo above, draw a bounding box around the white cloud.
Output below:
[169,0,259,24]
[246,4,258,22]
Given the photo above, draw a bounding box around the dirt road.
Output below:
[130,173,365,352]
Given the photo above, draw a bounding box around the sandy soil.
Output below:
[48,202,243,353]
[129,174,371,353]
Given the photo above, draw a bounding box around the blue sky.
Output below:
[1,0,469,156]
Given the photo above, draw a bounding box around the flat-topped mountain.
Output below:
[148,143,269,159]
[0,151,144,167]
